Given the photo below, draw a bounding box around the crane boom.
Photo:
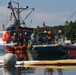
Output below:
[21,8,35,25]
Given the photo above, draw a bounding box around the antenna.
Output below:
[62,11,76,25]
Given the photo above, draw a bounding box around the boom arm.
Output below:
[21,8,35,25]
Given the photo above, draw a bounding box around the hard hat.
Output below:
[13,33,16,35]
[48,31,52,34]
[25,32,27,35]
[44,31,47,33]
[58,30,62,33]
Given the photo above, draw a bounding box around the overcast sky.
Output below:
[0,0,76,28]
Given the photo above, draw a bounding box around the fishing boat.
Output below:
[0,0,34,62]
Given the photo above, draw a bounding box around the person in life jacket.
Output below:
[47,30,52,44]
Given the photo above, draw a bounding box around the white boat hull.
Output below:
[0,45,6,61]
[0,43,15,61]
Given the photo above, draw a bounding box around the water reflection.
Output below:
[3,67,35,75]
[3,67,17,75]
[44,69,53,75]
[57,69,63,75]
[17,67,35,74]
[2,66,76,75]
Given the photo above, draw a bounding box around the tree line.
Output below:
[35,21,76,41]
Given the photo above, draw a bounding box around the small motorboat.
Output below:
[31,43,76,60]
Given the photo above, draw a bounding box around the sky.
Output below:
[0,0,76,28]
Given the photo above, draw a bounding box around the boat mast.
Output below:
[8,0,18,24]
[8,0,21,28]
[7,0,35,28]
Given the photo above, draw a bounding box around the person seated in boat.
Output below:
[42,32,48,44]
[23,32,29,45]
[41,31,46,44]
[31,30,37,45]
[54,33,58,44]
[18,32,24,46]
[11,33,17,43]
[37,31,48,45]
[54,30,65,45]
[47,30,52,44]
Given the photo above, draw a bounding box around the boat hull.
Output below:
[0,43,15,61]
[31,45,76,60]
[0,45,6,61]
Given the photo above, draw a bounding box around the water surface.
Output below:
[0,66,76,75]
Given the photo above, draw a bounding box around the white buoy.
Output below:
[3,53,17,67]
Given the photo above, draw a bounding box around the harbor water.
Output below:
[0,66,76,75]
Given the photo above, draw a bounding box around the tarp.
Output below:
[6,24,34,32]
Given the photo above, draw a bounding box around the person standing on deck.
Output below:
[31,30,37,45]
